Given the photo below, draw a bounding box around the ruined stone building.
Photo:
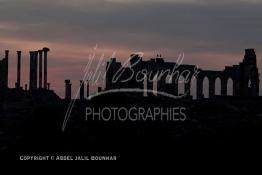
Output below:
[0,50,9,89]
[29,47,50,90]
[0,47,50,91]
[106,49,260,99]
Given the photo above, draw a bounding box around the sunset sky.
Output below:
[0,0,262,97]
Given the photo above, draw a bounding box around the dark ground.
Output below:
[1,89,262,161]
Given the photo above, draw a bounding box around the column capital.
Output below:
[43,47,50,52]
[38,50,43,55]
[65,80,71,84]
[34,51,39,56]
[5,50,9,58]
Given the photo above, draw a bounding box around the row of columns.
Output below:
[63,77,254,100]
[29,47,50,90]
[16,51,22,88]
[145,74,237,99]
[1,49,50,91]
[0,50,9,89]
[146,74,192,97]
[196,77,235,99]
[65,80,90,100]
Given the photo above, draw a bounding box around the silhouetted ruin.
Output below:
[16,51,22,89]
[197,49,259,98]
[0,47,51,92]
[64,80,90,100]
[0,50,9,89]
[80,80,85,100]
[106,49,260,99]
[65,80,72,100]
[29,48,50,91]
[1,47,262,161]
[43,47,50,90]
[38,50,43,89]
[29,51,38,90]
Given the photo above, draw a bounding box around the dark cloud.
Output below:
[0,0,261,54]
[0,0,262,95]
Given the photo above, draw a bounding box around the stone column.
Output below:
[197,78,203,99]
[209,78,215,98]
[221,78,227,96]
[6,50,9,89]
[157,75,166,92]
[172,76,179,96]
[3,50,9,89]
[233,79,239,96]
[184,76,192,97]
[34,51,38,88]
[38,50,43,89]
[65,80,72,100]
[147,74,154,96]
[43,47,50,89]
[16,51,22,88]
[29,51,37,90]
[252,78,260,97]
[80,80,84,100]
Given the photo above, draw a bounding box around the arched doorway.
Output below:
[215,77,221,96]
[203,77,209,98]
[166,74,172,84]
[178,75,185,96]
[190,76,197,99]
[227,78,233,96]
[143,74,148,97]
[153,74,158,96]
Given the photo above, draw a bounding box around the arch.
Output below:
[178,75,185,95]
[166,74,172,84]
[203,76,209,98]
[215,77,221,95]
[190,75,197,99]
[143,74,148,97]
[227,78,233,96]
[153,74,158,96]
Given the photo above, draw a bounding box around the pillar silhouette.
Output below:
[34,51,38,88]
[38,50,43,89]
[209,78,215,98]
[185,76,192,97]
[0,50,9,89]
[16,51,22,88]
[80,80,84,100]
[197,78,204,99]
[29,51,37,90]
[147,75,153,96]
[43,47,50,89]
[65,80,72,100]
